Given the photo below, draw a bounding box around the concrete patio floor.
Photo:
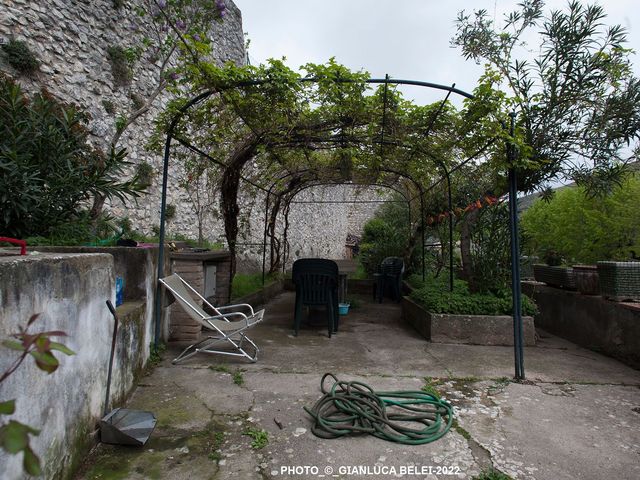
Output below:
[76,292,640,480]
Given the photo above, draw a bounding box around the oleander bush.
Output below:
[0,74,143,238]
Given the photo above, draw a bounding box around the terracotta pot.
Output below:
[573,264,599,295]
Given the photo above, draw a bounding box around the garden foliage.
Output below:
[521,175,640,263]
[358,197,411,276]
[408,274,537,316]
[0,75,143,238]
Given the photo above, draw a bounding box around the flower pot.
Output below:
[533,264,576,290]
[597,261,640,302]
[338,303,350,315]
[573,265,599,295]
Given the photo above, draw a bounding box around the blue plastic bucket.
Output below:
[338,303,350,315]
[115,277,124,306]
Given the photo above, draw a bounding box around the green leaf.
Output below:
[0,420,31,454]
[29,351,59,374]
[0,400,16,415]
[23,446,42,476]
[48,342,75,356]
[2,340,24,351]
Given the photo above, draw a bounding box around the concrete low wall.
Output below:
[402,296,536,346]
[523,281,640,368]
[0,253,151,479]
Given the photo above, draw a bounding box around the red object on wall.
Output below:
[0,237,27,255]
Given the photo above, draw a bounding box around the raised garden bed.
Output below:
[402,296,536,346]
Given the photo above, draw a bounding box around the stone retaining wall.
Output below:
[523,281,640,368]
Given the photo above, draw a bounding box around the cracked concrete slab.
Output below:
[76,291,640,480]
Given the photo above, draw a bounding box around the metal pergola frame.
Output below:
[153,76,525,380]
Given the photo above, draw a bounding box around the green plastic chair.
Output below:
[292,259,339,337]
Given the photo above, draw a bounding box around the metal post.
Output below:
[507,111,525,380]
[153,133,172,347]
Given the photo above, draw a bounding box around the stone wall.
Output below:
[0,0,244,239]
[522,281,640,368]
[1,1,388,266]
[0,253,152,479]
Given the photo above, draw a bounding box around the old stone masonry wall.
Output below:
[1,0,386,263]
[0,0,245,235]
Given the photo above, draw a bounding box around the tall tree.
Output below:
[453,0,640,196]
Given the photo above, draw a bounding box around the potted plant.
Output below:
[573,264,599,295]
[597,261,640,302]
[533,250,576,290]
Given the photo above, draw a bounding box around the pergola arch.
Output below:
[153,75,526,379]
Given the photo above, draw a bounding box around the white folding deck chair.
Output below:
[159,273,265,364]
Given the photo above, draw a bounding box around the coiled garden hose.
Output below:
[304,373,454,445]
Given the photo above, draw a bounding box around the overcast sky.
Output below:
[234,0,640,107]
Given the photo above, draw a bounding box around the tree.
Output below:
[90,0,228,218]
[520,174,640,263]
[0,75,143,238]
[453,0,640,195]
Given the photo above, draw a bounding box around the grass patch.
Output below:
[421,376,445,398]
[209,365,245,386]
[148,343,166,367]
[243,427,268,449]
[472,468,513,480]
[452,419,471,440]
[232,370,245,386]
[231,272,279,299]
[488,376,511,395]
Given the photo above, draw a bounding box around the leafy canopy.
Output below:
[453,0,640,195]
[520,173,640,263]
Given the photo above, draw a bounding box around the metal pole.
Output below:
[153,131,172,348]
[507,111,525,380]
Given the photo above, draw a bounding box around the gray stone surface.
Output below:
[1,0,388,266]
[77,291,640,479]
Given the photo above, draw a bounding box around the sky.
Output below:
[234,0,640,107]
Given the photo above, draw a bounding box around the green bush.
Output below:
[521,176,640,263]
[0,75,143,238]
[1,39,39,75]
[359,198,410,276]
[409,274,537,316]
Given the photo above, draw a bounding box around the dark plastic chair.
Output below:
[292,259,339,337]
[373,257,405,303]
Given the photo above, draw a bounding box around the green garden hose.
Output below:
[304,373,454,445]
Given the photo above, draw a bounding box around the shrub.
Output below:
[106,45,134,86]
[469,203,512,292]
[521,176,640,263]
[0,75,143,238]
[1,39,39,75]
[359,198,410,276]
[409,274,537,316]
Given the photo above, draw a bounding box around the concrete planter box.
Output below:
[402,296,536,346]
